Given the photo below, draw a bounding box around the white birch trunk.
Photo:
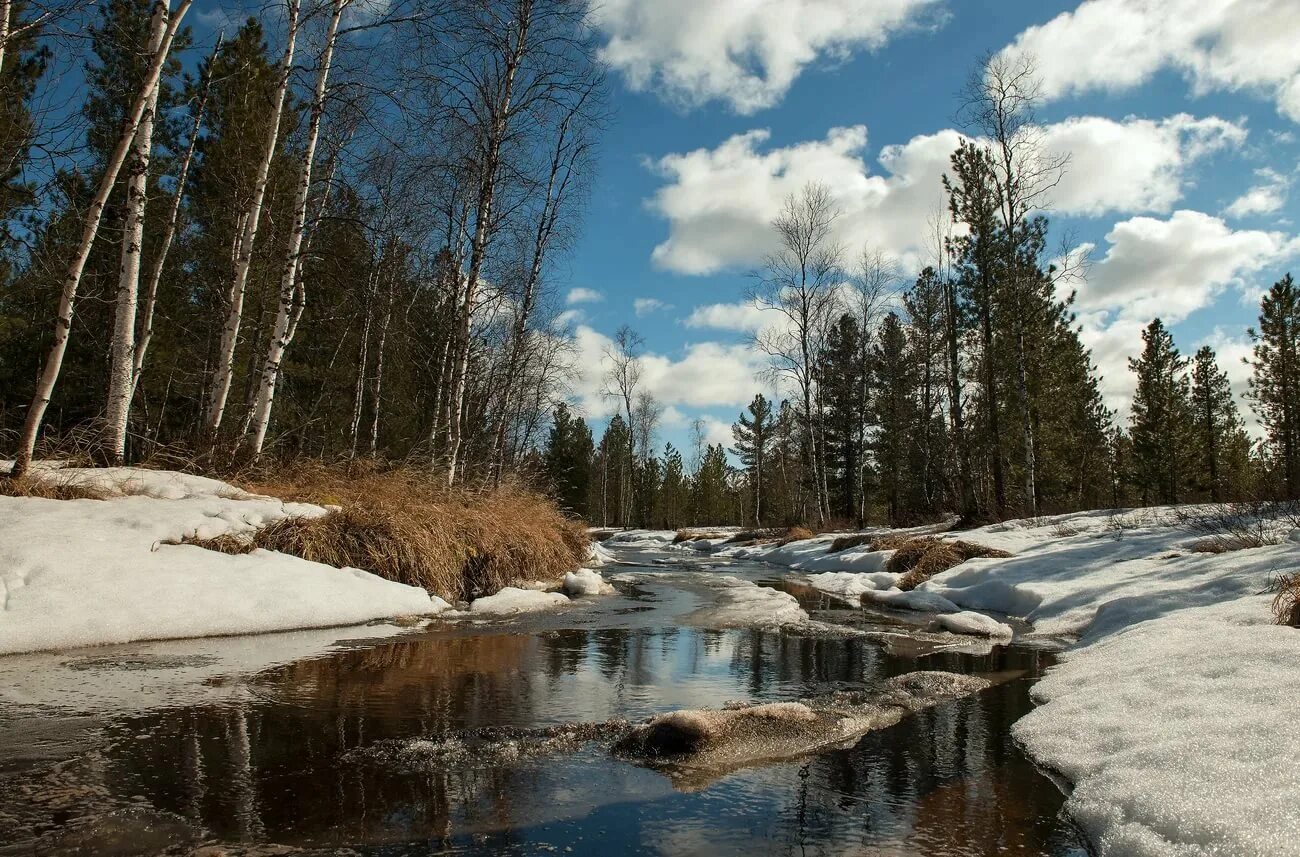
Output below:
[245,0,346,457]
[132,34,221,397]
[102,3,167,464]
[203,0,300,441]
[0,0,12,78]
[11,0,192,478]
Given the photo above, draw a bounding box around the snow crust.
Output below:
[468,586,570,614]
[687,575,808,629]
[562,568,615,596]
[931,610,1013,638]
[0,467,443,656]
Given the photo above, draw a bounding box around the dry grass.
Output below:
[188,460,589,602]
[778,526,815,545]
[878,537,1011,590]
[674,529,731,543]
[1272,573,1300,627]
[1189,534,1270,554]
[0,474,108,501]
[828,533,875,553]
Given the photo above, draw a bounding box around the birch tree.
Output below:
[246,0,348,457]
[101,1,166,463]
[11,0,192,478]
[204,0,300,442]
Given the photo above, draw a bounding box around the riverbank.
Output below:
[0,462,599,655]
[619,509,1300,856]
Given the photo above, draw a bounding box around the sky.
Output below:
[547,0,1300,453]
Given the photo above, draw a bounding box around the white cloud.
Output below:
[647,116,1242,274]
[553,308,585,328]
[1001,0,1300,122]
[1226,168,1292,218]
[699,415,737,449]
[1071,210,1298,417]
[586,0,942,114]
[683,300,773,332]
[568,325,769,414]
[634,297,673,316]
[566,287,604,304]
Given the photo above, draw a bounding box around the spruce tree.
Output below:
[731,393,773,525]
[1128,319,1194,504]
[870,312,916,523]
[693,444,730,524]
[657,443,689,528]
[1247,273,1300,498]
[543,402,593,518]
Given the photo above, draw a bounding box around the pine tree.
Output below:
[731,393,773,525]
[1189,346,1248,501]
[904,270,948,515]
[656,443,689,528]
[693,443,731,525]
[1247,273,1300,498]
[543,402,593,518]
[1128,318,1194,504]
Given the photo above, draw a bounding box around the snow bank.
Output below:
[562,568,615,596]
[468,587,569,615]
[1014,596,1300,856]
[804,570,897,599]
[931,610,1013,638]
[0,469,444,656]
[862,587,962,614]
[586,541,617,567]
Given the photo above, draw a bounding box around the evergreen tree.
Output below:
[1128,319,1194,504]
[904,270,948,516]
[693,443,730,524]
[592,415,631,526]
[543,402,593,518]
[870,312,915,523]
[656,443,689,528]
[731,393,773,525]
[817,314,868,524]
[1247,273,1300,498]
[1189,346,1249,501]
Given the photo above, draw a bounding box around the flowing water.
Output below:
[0,545,1089,856]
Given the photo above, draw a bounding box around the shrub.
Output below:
[1272,573,1300,627]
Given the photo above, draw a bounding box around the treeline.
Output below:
[544,274,1299,529]
[0,0,603,483]
[540,56,1300,529]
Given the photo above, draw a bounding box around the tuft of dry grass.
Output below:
[777,526,815,545]
[189,460,589,602]
[828,533,874,553]
[1272,573,1300,627]
[1189,534,1269,554]
[0,474,108,501]
[881,537,1011,590]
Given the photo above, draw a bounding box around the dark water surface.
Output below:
[0,547,1088,856]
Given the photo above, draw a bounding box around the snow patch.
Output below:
[563,568,615,597]
[931,610,1013,639]
[469,587,570,615]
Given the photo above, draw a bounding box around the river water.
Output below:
[0,545,1089,856]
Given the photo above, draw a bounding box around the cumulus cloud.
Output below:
[568,325,770,415]
[1001,0,1300,122]
[1071,210,1298,417]
[634,297,673,316]
[566,287,604,304]
[683,300,774,332]
[553,308,585,328]
[647,115,1243,274]
[1225,168,1292,218]
[585,0,942,114]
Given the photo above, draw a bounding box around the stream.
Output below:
[0,544,1089,856]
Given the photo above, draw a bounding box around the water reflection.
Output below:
[0,558,1086,856]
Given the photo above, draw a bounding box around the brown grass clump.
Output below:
[1272,573,1300,627]
[190,461,589,602]
[0,474,108,501]
[778,526,815,545]
[883,537,1011,590]
[828,533,875,553]
[1189,534,1269,554]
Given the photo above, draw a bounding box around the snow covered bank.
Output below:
[0,467,448,655]
[662,509,1300,856]
[468,587,571,615]
[563,568,616,596]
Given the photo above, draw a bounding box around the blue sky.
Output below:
[553,0,1300,452]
